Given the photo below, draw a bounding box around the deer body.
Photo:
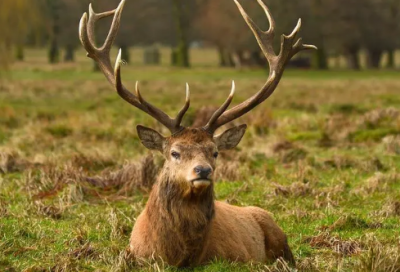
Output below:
[79,0,316,267]
[131,197,292,266]
[129,129,293,267]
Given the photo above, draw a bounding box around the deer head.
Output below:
[79,0,316,196]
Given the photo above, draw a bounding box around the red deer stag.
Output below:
[79,0,316,267]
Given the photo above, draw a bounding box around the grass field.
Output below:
[1,48,400,271]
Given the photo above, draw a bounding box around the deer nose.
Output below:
[194,165,212,179]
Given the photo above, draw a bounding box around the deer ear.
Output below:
[214,124,247,150]
[137,125,165,152]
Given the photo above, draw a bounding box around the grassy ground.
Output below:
[1,49,400,271]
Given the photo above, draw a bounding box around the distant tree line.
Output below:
[1,0,399,70]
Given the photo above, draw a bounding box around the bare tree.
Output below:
[196,0,264,68]
[59,0,89,62]
[363,0,400,69]
[0,0,41,68]
[386,0,400,68]
[323,0,365,69]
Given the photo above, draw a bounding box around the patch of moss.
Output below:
[0,129,8,144]
[288,131,322,142]
[349,128,400,143]
[329,104,366,114]
[46,125,73,138]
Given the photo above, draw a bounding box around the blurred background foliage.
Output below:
[0,0,399,70]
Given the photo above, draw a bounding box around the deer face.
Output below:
[137,125,247,195]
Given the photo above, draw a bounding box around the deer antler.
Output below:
[79,0,189,134]
[203,0,317,134]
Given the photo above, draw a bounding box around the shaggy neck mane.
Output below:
[145,167,215,267]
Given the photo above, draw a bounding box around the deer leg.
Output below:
[247,207,296,266]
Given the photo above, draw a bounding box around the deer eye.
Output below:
[171,151,180,160]
[213,152,219,158]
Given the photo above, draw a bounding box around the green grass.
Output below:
[1,51,400,271]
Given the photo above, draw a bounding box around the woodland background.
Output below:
[1,0,400,70]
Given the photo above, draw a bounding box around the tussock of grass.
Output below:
[215,158,244,182]
[34,200,63,219]
[306,232,361,256]
[86,154,161,195]
[0,150,30,173]
[243,108,275,136]
[25,164,86,201]
[69,151,117,172]
[191,106,220,128]
[382,135,400,154]
[353,172,400,194]
[273,182,312,198]
[360,107,400,128]
[355,237,400,272]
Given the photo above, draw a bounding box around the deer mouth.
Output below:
[191,179,212,189]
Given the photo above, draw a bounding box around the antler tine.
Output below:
[114,50,187,132]
[203,0,317,134]
[256,0,275,32]
[203,81,235,133]
[233,0,276,70]
[174,83,191,132]
[80,1,125,58]
[80,0,189,134]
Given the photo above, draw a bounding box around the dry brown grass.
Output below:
[25,164,86,201]
[86,154,161,195]
[215,156,245,182]
[191,106,220,128]
[360,107,400,128]
[0,198,8,217]
[33,200,63,219]
[307,232,361,256]
[353,172,400,195]
[382,135,400,154]
[355,238,400,272]
[273,182,312,198]
[0,150,31,174]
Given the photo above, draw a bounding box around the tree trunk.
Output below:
[226,52,235,67]
[15,45,24,61]
[251,51,266,67]
[144,46,160,65]
[387,49,395,69]
[218,46,227,67]
[312,46,328,69]
[0,44,11,70]
[366,49,383,69]
[119,45,130,64]
[344,47,360,70]
[217,47,234,67]
[48,39,60,64]
[171,0,189,68]
[231,50,245,69]
[48,0,61,64]
[310,0,328,70]
[64,45,75,62]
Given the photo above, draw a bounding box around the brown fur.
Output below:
[129,128,295,267]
